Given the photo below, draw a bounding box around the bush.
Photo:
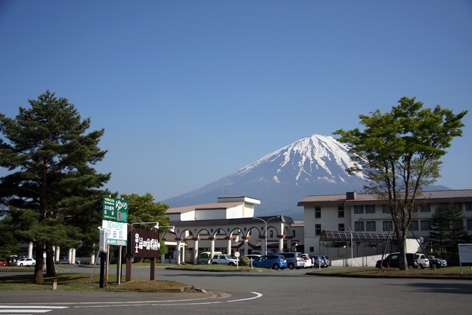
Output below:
[239,256,251,266]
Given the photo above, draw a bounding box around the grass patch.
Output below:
[0,272,195,292]
[308,266,472,278]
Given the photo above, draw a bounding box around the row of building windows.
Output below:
[314,202,472,219]
[314,219,472,235]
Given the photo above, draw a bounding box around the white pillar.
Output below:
[244,238,249,255]
[278,238,284,253]
[193,240,199,264]
[210,239,215,264]
[176,240,182,264]
[71,248,76,264]
[68,248,73,264]
[227,238,232,255]
[28,242,33,258]
[55,246,60,261]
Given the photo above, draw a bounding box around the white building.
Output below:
[298,190,472,261]
[163,196,300,264]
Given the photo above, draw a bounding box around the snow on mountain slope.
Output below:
[222,134,364,184]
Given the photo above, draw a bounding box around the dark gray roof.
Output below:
[298,189,472,206]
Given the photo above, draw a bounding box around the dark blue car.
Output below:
[253,254,287,270]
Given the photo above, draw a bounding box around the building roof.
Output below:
[170,215,294,227]
[297,189,472,207]
[166,201,244,215]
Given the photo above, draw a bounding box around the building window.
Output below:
[338,223,345,232]
[292,230,296,237]
[383,221,392,231]
[366,205,375,214]
[466,202,472,211]
[455,202,462,212]
[354,205,364,214]
[366,221,376,231]
[315,224,322,236]
[270,230,274,238]
[338,206,344,218]
[467,220,472,231]
[420,204,431,212]
[382,205,391,213]
[315,207,321,218]
[411,220,419,231]
[421,220,431,231]
[354,221,364,231]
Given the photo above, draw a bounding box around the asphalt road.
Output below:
[1,265,471,315]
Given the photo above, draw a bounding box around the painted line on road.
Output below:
[227,292,263,303]
[72,291,263,308]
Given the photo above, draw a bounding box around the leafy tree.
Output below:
[0,91,110,283]
[122,193,171,259]
[334,97,467,270]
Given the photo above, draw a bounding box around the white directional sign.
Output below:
[102,220,128,246]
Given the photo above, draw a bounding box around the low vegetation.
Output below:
[307,266,472,278]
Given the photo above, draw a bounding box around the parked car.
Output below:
[376,253,419,269]
[0,260,8,266]
[211,254,239,266]
[16,257,36,266]
[245,254,262,266]
[429,256,447,268]
[320,255,331,267]
[436,257,448,267]
[279,252,304,270]
[199,251,222,264]
[415,253,430,269]
[312,255,328,268]
[8,255,18,266]
[252,254,287,270]
[302,254,313,268]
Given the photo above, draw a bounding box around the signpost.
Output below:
[102,196,129,223]
[101,196,129,287]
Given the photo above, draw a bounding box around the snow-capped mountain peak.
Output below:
[227,134,364,184]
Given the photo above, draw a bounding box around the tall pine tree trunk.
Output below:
[46,243,56,277]
[34,242,44,284]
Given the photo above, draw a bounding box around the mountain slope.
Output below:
[162,134,368,219]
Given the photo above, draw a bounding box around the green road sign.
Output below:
[102,196,128,223]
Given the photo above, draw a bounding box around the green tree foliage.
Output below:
[334,96,467,270]
[121,193,171,258]
[429,203,469,255]
[0,91,110,283]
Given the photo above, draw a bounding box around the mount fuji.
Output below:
[161,134,369,220]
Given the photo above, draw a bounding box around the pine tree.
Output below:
[0,91,110,284]
[429,203,469,256]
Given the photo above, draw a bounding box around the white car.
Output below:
[16,257,36,266]
[211,254,239,266]
[415,253,430,269]
[302,254,313,268]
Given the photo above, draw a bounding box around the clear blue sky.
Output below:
[1,0,471,201]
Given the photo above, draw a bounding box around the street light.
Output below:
[348,227,353,267]
[131,222,175,232]
[252,216,279,256]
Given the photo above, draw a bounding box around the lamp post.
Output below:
[348,227,353,267]
[252,216,279,256]
[131,222,175,232]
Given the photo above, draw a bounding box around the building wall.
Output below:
[303,197,472,259]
